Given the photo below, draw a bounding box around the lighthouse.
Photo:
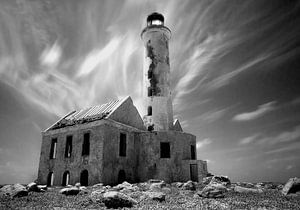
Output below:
[141,12,174,131]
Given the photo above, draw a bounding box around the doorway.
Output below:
[80,170,89,186]
[190,164,198,182]
[118,170,126,184]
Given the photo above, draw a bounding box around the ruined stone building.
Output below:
[37,13,208,186]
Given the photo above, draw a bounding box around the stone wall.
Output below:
[101,120,142,185]
[37,120,106,186]
[136,131,198,183]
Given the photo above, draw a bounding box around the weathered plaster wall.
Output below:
[101,120,142,185]
[136,131,198,183]
[197,160,208,181]
[37,121,106,186]
[108,96,145,131]
[142,26,174,131]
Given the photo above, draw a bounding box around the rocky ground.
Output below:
[1,176,300,209]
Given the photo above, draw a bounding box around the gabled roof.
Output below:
[45,96,143,131]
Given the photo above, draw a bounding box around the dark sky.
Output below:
[0,0,299,184]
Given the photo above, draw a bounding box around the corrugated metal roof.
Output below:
[65,99,121,121]
[48,98,125,130]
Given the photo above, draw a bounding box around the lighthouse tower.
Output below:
[141,12,174,131]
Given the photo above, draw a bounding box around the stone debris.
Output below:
[198,183,228,198]
[143,191,166,202]
[59,187,80,196]
[37,185,47,191]
[149,181,166,191]
[209,175,231,187]
[181,180,196,191]
[27,182,39,192]
[102,191,137,208]
[90,189,105,203]
[234,186,263,193]
[92,183,104,189]
[75,182,81,188]
[282,177,300,195]
[202,176,213,185]
[0,183,28,198]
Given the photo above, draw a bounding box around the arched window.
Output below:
[62,171,70,186]
[80,170,88,186]
[82,133,90,156]
[148,106,152,116]
[118,170,126,184]
[47,172,54,186]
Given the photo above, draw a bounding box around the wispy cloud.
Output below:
[205,54,271,91]
[239,134,260,145]
[258,125,300,146]
[233,101,276,121]
[196,138,212,149]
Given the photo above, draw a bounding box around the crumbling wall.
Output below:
[137,130,198,182]
[37,121,105,186]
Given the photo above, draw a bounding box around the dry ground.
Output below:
[1,186,300,209]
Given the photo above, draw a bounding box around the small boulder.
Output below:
[37,185,47,191]
[75,183,81,188]
[202,176,213,185]
[198,184,227,198]
[209,175,231,187]
[0,183,28,198]
[59,187,80,196]
[234,186,263,193]
[92,183,104,189]
[102,191,137,208]
[143,191,166,202]
[282,177,300,195]
[182,180,196,191]
[149,181,166,191]
[148,179,164,184]
[27,182,39,192]
[90,190,105,202]
[172,182,183,188]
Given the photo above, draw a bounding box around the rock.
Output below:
[75,182,81,188]
[198,184,228,198]
[66,184,73,188]
[102,191,137,208]
[148,179,164,184]
[92,183,104,189]
[37,185,47,191]
[209,175,231,187]
[27,182,39,192]
[79,186,87,191]
[0,183,28,198]
[172,182,183,188]
[182,180,196,190]
[234,186,263,193]
[90,190,105,202]
[282,177,300,195]
[79,186,88,194]
[113,181,132,191]
[149,182,166,191]
[143,191,166,202]
[59,187,80,195]
[203,176,213,185]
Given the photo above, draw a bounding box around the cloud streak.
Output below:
[233,101,276,121]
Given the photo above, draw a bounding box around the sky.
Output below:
[0,0,299,184]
